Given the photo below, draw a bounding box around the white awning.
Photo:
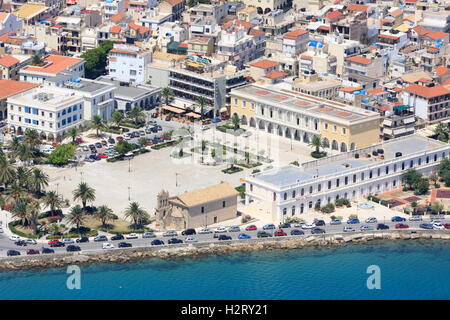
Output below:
[393,128,407,135]
[403,117,415,124]
[382,119,392,126]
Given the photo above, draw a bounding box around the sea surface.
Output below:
[0,241,449,300]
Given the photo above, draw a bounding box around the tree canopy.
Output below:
[48,144,77,165]
[81,40,115,79]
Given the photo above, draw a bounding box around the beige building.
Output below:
[155,183,239,230]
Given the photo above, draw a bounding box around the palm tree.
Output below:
[72,182,96,210]
[8,182,26,200]
[128,106,145,125]
[161,87,174,105]
[15,142,35,163]
[27,200,41,234]
[110,110,124,128]
[0,156,16,188]
[96,205,114,226]
[231,113,240,131]
[29,168,49,194]
[24,129,41,147]
[309,135,322,154]
[11,197,30,226]
[31,54,44,66]
[67,205,85,233]
[124,202,149,228]
[434,122,448,141]
[42,191,63,216]
[7,136,21,154]
[195,96,209,119]
[16,166,31,189]
[91,115,104,137]
[67,127,79,143]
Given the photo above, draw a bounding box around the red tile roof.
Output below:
[339,87,363,92]
[0,80,39,100]
[164,0,183,5]
[404,84,450,98]
[250,59,279,69]
[367,88,387,95]
[0,55,19,67]
[22,55,83,75]
[346,56,372,65]
[347,3,369,12]
[424,30,449,40]
[128,23,151,35]
[222,19,253,30]
[110,13,126,23]
[249,28,265,37]
[283,29,308,39]
[264,70,288,79]
[434,66,450,77]
[110,25,122,34]
[326,10,343,21]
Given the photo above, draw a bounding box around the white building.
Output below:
[19,55,85,85]
[7,86,85,141]
[245,135,450,221]
[0,12,22,36]
[101,0,126,19]
[107,44,152,84]
[282,29,309,57]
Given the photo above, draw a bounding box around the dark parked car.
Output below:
[95,142,103,149]
[41,248,55,254]
[279,223,291,229]
[26,249,40,255]
[218,235,232,241]
[290,229,305,236]
[151,239,164,246]
[377,223,390,230]
[108,137,115,144]
[66,245,81,252]
[50,241,65,247]
[181,229,196,236]
[257,231,273,238]
[111,234,125,241]
[118,242,132,248]
[311,227,326,234]
[76,237,89,243]
[15,240,27,246]
[7,250,20,256]
[168,238,183,244]
[314,220,325,226]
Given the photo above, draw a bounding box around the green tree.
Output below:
[138,137,148,150]
[7,137,21,154]
[15,142,35,162]
[73,182,96,210]
[0,156,16,188]
[66,127,79,143]
[11,197,30,226]
[161,87,174,105]
[434,122,449,141]
[81,40,114,79]
[96,205,114,226]
[91,115,104,137]
[28,168,49,194]
[429,172,439,186]
[48,144,77,165]
[114,140,135,155]
[67,205,86,233]
[110,110,124,128]
[24,129,41,147]
[231,113,240,131]
[27,200,41,234]
[195,96,209,119]
[16,166,31,189]
[31,54,44,66]
[124,202,149,228]
[438,158,450,186]
[42,191,63,216]
[431,201,444,214]
[127,106,145,125]
[309,135,322,154]
[401,169,423,190]
[414,178,429,195]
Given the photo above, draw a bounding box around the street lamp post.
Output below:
[128,186,131,201]
[175,173,179,187]
[128,158,131,173]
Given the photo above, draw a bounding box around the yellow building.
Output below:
[230,84,381,152]
[187,37,214,56]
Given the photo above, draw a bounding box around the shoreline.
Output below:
[0,230,449,272]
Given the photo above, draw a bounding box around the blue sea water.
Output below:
[0,241,449,300]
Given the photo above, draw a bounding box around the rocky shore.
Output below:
[1,230,449,271]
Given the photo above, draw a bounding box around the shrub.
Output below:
[314,202,321,210]
[311,151,327,159]
[348,214,358,219]
[335,198,350,207]
[320,203,335,213]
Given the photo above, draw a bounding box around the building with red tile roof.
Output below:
[0,80,39,120]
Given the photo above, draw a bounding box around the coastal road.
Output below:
[1,217,448,257]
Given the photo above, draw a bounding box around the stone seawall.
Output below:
[1,230,449,271]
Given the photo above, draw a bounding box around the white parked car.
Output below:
[125,233,138,239]
[102,243,114,249]
[301,223,315,229]
[0,227,3,233]
[242,131,252,137]
[432,222,445,230]
[293,222,305,228]
[343,226,355,232]
[198,228,213,234]
[409,215,423,221]
[185,237,198,243]
[26,239,37,245]
[9,235,20,242]
[214,227,227,233]
[62,238,74,244]
[365,217,377,223]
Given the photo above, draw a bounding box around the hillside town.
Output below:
[0,0,449,257]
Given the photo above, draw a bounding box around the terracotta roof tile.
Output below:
[22,55,83,75]
[404,84,450,98]
[347,3,369,12]
[326,10,343,21]
[0,55,19,67]
[250,59,279,69]
[345,56,372,65]
[283,29,308,39]
[0,80,39,100]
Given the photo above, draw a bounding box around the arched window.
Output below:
[291,206,296,216]
[292,190,296,198]
[283,193,287,200]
